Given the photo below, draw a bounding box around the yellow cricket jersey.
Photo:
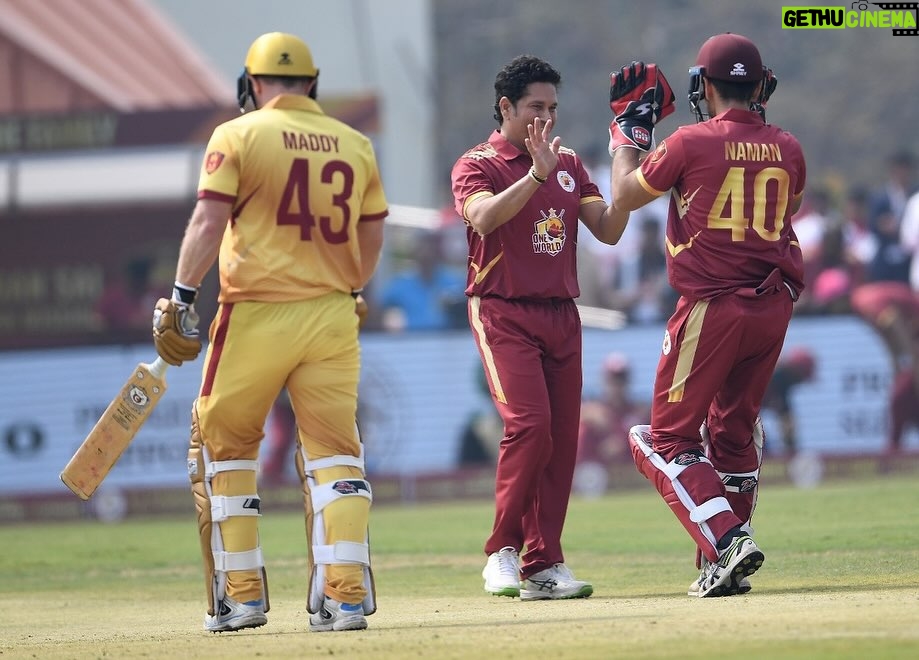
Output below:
[198,95,388,303]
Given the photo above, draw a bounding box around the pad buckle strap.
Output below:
[210,495,261,521]
[689,496,732,523]
[301,451,365,475]
[212,547,264,572]
[312,541,370,566]
[205,459,258,479]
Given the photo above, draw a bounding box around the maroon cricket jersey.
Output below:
[451,130,604,300]
[636,109,806,301]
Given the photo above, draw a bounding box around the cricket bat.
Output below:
[60,357,169,500]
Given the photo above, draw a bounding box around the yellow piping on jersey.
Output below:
[666,231,703,258]
[636,169,667,197]
[462,190,493,221]
[469,296,507,405]
[471,252,504,285]
[667,300,709,403]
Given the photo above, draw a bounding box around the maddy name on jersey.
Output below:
[532,207,567,256]
[282,131,340,153]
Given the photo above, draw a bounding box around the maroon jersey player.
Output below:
[850,281,919,458]
[611,34,806,597]
[451,55,631,601]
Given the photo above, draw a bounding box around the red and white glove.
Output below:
[608,61,675,153]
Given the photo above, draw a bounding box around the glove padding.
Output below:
[750,68,777,121]
[152,298,201,366]
[608,61,675,153]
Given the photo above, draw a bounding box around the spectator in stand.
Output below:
[577,143,618,309]
[607,215,672,324]
[380,230,466,331]
[761,347,816,455]
[792,187,834,290]
[898,184,919,292]
[840,186,877,288]
[867,150,916,284]
[457,366,503,467]
[575,353,651,495]
[809,265,852,315]
[803,219,853,315]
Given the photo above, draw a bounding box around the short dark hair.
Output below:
[493,55,561,124]
[708,78,760,103]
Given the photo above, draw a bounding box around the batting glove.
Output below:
[608,61,675,153]
[352,289,368,328]
[152,298,201,366]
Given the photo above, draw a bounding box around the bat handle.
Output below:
[147,356,169,379]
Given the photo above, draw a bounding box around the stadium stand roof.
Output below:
[0,0,232,114]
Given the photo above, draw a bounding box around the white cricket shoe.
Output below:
[520,563,593,600]
[688,560,752,596]
[482,546,520,597]
[696,535,764,598]
[309,597,368,632]
[204,596,267,632]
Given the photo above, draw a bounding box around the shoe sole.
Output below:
[205,615,268,633]
[485,586,520,598]
[520,585,593,601]
[699,549,764,598]
[688,578,751,597]
[310,618,368,632]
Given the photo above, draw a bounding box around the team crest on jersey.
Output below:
[205,151,225,174]
[532,208,567,256]
[650,140,667,164]
[662,329,672,355]
[556,170,575,192]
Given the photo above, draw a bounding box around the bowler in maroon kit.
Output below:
[850,281,919,457]
[610,34,806,597]
[452,55,631,600]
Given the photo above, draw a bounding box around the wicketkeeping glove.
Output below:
[152,298,202,366]
[608,61,675,153]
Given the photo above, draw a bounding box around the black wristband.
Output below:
[173,283,197,305]
[529,167,547,184]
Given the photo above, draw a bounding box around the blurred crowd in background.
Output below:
[352,147,919,333]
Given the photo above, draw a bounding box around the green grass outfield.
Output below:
[4,476,919,659]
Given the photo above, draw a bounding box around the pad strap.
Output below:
[312,540,370,566]
[210,495,261,521]
[213,547,264,572]
[689,496,732,523]
[206,459,258,478]
[302,451,365,474]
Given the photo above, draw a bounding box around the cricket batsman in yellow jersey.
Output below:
[150,32,387,633]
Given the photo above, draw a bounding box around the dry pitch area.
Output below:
[7,588,918,659]
[4,477,919,659]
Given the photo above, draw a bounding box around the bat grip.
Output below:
[148,356,169,379]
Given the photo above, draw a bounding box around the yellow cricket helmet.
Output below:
[244,32,318,77]
[237,32,319,112]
